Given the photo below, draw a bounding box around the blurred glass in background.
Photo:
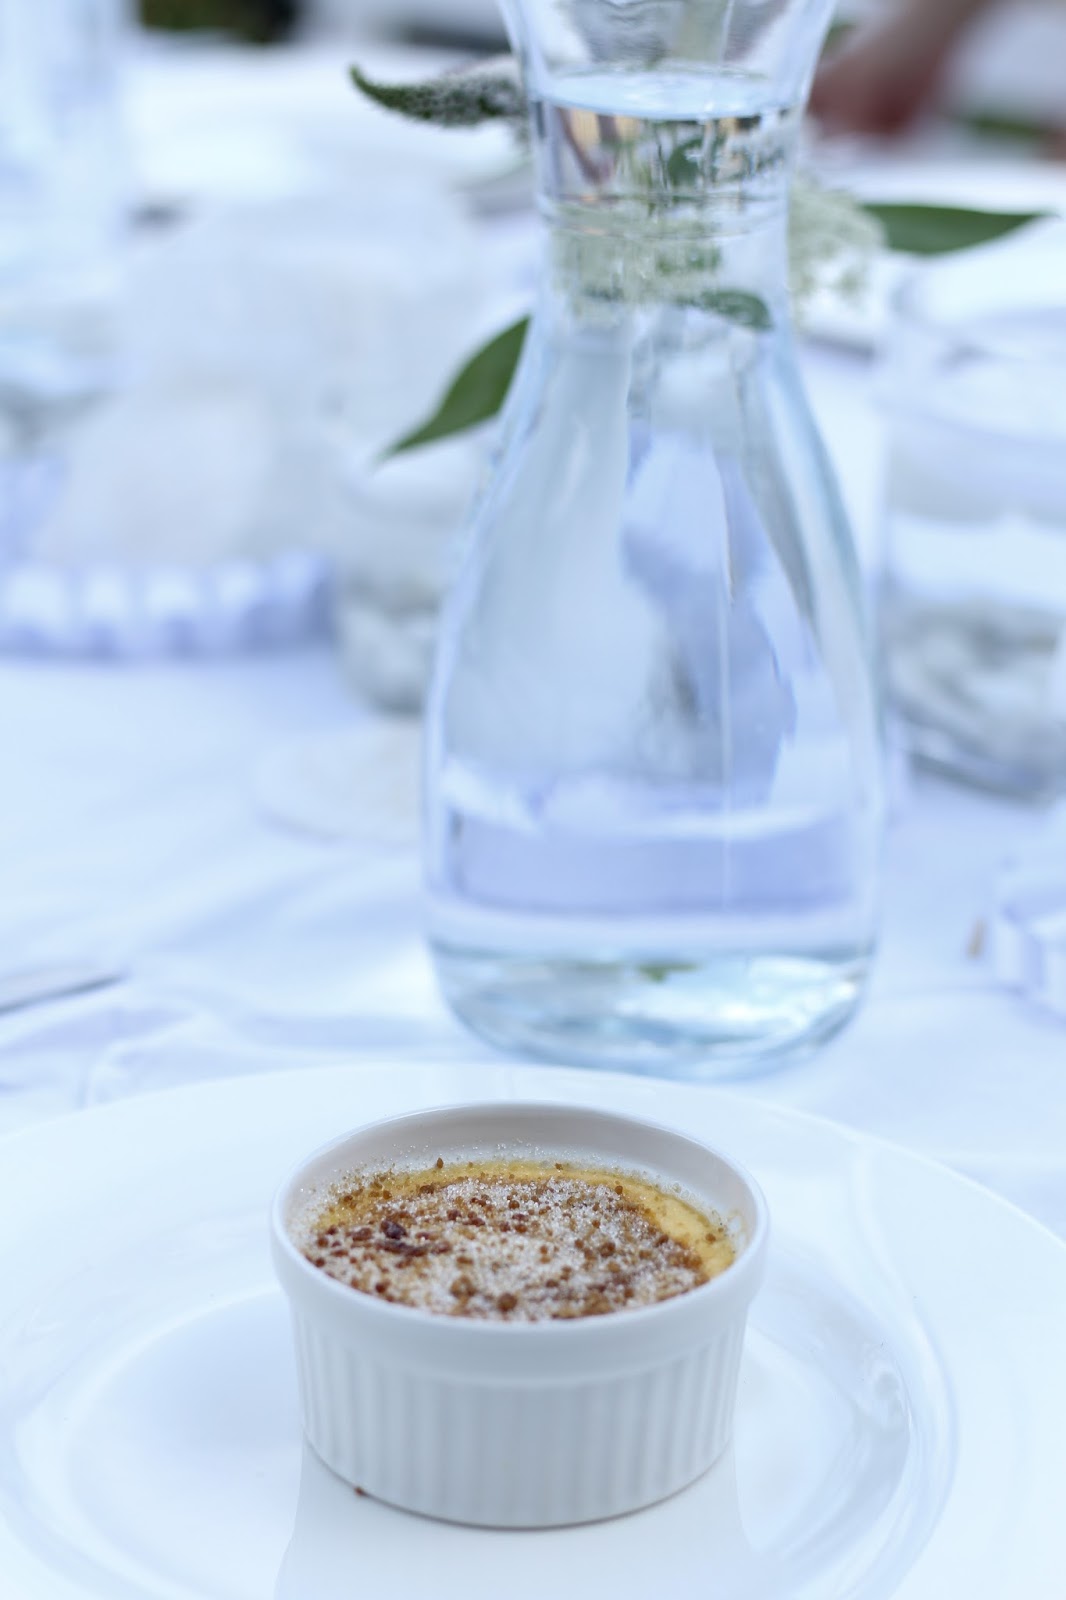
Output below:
[0,0,504,658]
[0,0,125,550]
[879,222,1066,801]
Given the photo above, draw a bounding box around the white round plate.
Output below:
[0,1062,1063,1599]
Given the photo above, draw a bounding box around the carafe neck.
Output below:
[529,76,799,323]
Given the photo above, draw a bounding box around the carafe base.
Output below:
[430,941,871,1078]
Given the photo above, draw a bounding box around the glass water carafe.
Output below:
[424,0,884,1075]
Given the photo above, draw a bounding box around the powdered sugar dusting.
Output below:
[296,1158,733,1321]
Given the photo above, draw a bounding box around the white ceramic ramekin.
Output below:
[271,1102,769,1528]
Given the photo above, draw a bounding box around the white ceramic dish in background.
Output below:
[332,439,482,715]
[0,1060,1064,1598]
[272,1102,768,1527]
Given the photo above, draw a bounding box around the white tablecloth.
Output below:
[3,585,1065,1240]
[1,38,1064,1244]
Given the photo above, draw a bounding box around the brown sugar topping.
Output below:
[297,1158,734,1322]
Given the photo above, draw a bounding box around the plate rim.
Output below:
[2,1059,1063,1260]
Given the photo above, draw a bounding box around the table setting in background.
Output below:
[1,1,1066,1597]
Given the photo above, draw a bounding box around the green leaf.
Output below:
[385,317,530,457]
[350,62,525,128]
[665,136,702,188]
[697,289,772,331]
[386,290,771,457]
[637,962,698,983]
[821,18,855,55]
[862,202,1046,255]
[638,963,671,983]
[953,109,1046,147]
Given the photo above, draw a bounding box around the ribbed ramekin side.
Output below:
[288,1310,747,1527]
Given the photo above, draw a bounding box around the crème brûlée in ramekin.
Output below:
[272,1102,769,1528]
[296,1155,736,1322]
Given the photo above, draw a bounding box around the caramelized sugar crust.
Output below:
[299,1157,734,1322]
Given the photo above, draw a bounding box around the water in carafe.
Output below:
[424,0,884,1074]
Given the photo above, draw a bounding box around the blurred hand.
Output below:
[811,0,994,135]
